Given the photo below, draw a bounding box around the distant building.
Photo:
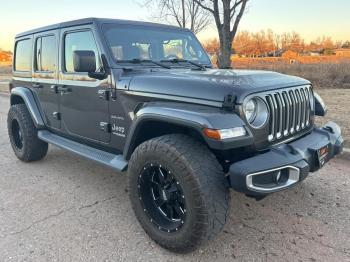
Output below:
[0,51,12,62]
[309,51,321,56]
[308,49,324,56]
[334,49,350,57]
[282,50,298,59]
[267,49,284,57]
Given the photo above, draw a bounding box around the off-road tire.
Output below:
[128,134,230,253]
[7,104,48,162]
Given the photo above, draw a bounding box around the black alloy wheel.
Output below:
[138,163,186,233]
[11,119,24,150]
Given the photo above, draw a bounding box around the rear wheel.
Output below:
[7,104,48,162]
[128,134,230,253]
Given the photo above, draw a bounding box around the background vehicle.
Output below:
[8,18,343,253]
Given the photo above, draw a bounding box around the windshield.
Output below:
[102,24,211,66]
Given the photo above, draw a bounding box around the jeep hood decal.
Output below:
[123,68,310,104]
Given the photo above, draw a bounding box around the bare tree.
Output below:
[195,0,249,68]
[142,0,211,34]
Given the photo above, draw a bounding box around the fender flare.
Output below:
[10,87,45,128]
[123,102,253,159]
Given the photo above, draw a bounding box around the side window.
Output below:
[14,39,32,71]
[64,31,100,73]
[35,35,56,72]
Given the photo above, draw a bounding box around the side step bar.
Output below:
[37,130,128,172]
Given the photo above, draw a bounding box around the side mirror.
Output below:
[73,50,96,73]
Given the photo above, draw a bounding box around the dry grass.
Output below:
[232,59,350,89]
[232,55,350,65]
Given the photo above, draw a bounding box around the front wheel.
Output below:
[128,134,230,253]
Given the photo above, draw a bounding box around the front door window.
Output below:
[64,31,101,73]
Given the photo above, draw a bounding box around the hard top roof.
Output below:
[16,17,187,38]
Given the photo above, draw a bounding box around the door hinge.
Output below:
[99,122,111,133]
[222,93,236,111]
[53,112,61,120]
[98,90,110,101]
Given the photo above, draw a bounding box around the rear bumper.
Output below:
[228,122,343,196]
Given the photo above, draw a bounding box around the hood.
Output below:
[123,68,310,104]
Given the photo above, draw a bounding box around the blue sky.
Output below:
[0,0,349,50]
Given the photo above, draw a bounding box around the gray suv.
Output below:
[8,18,343,252]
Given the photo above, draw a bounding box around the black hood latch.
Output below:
[222,93,236,111]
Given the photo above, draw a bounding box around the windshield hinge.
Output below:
[222,93,236,111]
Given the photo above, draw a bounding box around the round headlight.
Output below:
[244,99,257,122]
[244,98,269,128]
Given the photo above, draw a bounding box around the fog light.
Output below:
[203,127,246,140]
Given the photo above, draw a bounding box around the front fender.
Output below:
[123,102,254,159]
[10,87,45,128]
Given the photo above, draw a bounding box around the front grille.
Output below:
[265,86,313,142]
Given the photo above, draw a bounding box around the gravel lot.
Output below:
[0,92,350,261]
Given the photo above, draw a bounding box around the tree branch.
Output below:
[230,0,243,13]
[230,0,248,40]
[142,0,211,34]
[193,0,215,14]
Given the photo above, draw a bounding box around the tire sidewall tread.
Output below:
[7,104,48,162]
[128,134,230,253]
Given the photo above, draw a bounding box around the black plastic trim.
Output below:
[123,102,254,159]
[38,130,128,172]
[228,121,344,196]
[10,87,45,128]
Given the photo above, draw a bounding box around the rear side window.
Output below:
[64,31,100,73]
[14,39,32,71]
[35,35,56,72]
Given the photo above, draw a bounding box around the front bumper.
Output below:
[228,122,343,196]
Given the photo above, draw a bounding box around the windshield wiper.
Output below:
[161,58,206,71]
[119,58,171,69]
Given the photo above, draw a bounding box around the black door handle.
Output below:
[32,83,43,89]
[50,85,58,94]
[57,86,72,94]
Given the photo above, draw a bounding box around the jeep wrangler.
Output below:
[8,18,343,253]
